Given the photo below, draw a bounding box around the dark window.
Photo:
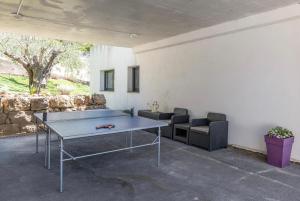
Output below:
[101,70,114,91]
[128,66,139,92]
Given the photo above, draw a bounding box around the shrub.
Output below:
[268,126,294,139]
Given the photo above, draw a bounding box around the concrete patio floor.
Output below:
[1,131,300,201]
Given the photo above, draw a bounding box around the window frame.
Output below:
[101,69,115,92]
[127,66,140,93]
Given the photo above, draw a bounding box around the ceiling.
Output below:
[0,0,298,47]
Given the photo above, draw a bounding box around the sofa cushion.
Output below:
[190,126,209,134]
[174,108,188,115]
[207,112,226,122]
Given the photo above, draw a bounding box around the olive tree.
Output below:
[0,33,91,94]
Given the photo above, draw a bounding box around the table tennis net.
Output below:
[38,109,133,122]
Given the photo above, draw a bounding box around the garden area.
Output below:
[0,74,90,95]
[0,33,105,137]
[0,33,92,95]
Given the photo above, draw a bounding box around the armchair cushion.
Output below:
[207,112,226,122]
[173,108,188,115]
[191,118,209,127]
[171,114,189,124]
[159,112,174,120]
[190,126,209,134]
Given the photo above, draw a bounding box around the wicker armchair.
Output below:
[189,112,228,151]
[160,108,189,139]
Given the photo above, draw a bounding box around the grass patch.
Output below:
[0,74,90,95]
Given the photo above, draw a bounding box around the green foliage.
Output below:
[0,33,85,70]
[0,33,93,94]
[268,126,294,139]
[0,74,90,95]
[30,86,37,95]
[78,43,93,54]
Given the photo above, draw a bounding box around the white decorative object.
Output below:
[151,101,159,112]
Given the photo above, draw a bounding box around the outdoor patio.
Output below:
[1,132,300,201]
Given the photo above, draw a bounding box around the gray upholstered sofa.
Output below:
[137,108,189,139]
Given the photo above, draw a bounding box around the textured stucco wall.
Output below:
[132,5,300,161]
[88,5,300,160]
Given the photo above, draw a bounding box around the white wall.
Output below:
[89,4,300,161]
[131,4,300,161]
[89,45,136,109]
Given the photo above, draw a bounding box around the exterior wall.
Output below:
[88,5,300,161]
[89,45,136,109]
[132,4,300,161]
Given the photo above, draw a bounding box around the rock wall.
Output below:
[0,94,106,136]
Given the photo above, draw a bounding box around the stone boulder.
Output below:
[0,124,20,136]
[30,97,49,111]
[91,94,106,105]
[2,96,31,112]
[48,108,61,112]
[49,95,74,109]
[74,95,87,107]
[84,95,92,105]
[9,111,33,125]
[0,113,7,124]
[0,97,4,112]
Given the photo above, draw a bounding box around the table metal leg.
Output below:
[47,129,51,169]
[130,131,133,152]
[44,130,48,168]
[36,132,39,153]
[35,118,39,153]
[157,127,161,167]
[60,138,64,193]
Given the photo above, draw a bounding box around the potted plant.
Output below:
[265,127,294,168]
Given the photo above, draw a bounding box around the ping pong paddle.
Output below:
[96,124,115,129]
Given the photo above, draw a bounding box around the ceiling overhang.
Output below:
[0,0,298,47]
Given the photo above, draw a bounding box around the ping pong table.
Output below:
[34,109,167,192]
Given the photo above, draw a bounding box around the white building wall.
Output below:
[89,4,300,161]
[132,5,300,161]
[89,45,136,109]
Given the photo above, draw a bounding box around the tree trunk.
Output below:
[27,68,44,94]
[27,70,35,94]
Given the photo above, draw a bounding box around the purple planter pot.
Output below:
[264,135,294,168]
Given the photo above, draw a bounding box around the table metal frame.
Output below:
[35,114,163,192]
